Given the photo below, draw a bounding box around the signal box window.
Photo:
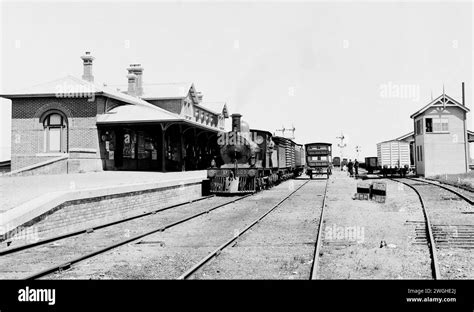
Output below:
[425,118,448,133]
[425,118,433,133]
[433,118,449,132]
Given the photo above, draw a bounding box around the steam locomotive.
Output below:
[207,114,305,194]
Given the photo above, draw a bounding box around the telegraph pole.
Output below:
[355,145,361,160]
[336,132,346,159]
[275,125,296,139]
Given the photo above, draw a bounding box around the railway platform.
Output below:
[0,170,207,242]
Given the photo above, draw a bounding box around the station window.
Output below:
[425,118,448,133]
[43,112,67,153]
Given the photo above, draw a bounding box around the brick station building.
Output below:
[1,52,229,174]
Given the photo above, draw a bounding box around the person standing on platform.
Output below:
[354,159,359,177]
[348,159,354,177]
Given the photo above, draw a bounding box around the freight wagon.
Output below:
[376,140,410,177]
[364,157,378,173]
[294,144,305,176]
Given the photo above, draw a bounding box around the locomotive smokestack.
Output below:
[462,82,465,106]
[231,113,242,132]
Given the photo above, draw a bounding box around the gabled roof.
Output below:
[196,102,229,117]
[0,75,159,108]
[410,93,470,119]
[1,75,100,97]
[140,82,197,101]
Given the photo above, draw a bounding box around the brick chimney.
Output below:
[80,51,95,82]
[127,64,144,96]
[127,73,137,96]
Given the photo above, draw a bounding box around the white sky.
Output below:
[0,0,472,161]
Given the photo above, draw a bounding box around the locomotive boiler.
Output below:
[207,114,304,194]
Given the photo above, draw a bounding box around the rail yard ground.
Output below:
[1,169,472,280]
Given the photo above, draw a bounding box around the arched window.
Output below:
[43,112,67,153]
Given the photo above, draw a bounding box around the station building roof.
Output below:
[0,76,224,132]
[196,102,229,117]
[0,75,158,109]
[136,82,197,100]
[111,83,229,118]
[410,93,470,119]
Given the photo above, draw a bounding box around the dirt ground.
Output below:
[47,180,309,280]
[407,182,473,279]
[189,179,327,279]
[317,171,433,279]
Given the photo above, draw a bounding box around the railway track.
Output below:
[177,178,329,280]
[309,178,329,279]
[392,178,474,279]
[0,195,253,280]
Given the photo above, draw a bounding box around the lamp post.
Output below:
[355,145,361,160]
